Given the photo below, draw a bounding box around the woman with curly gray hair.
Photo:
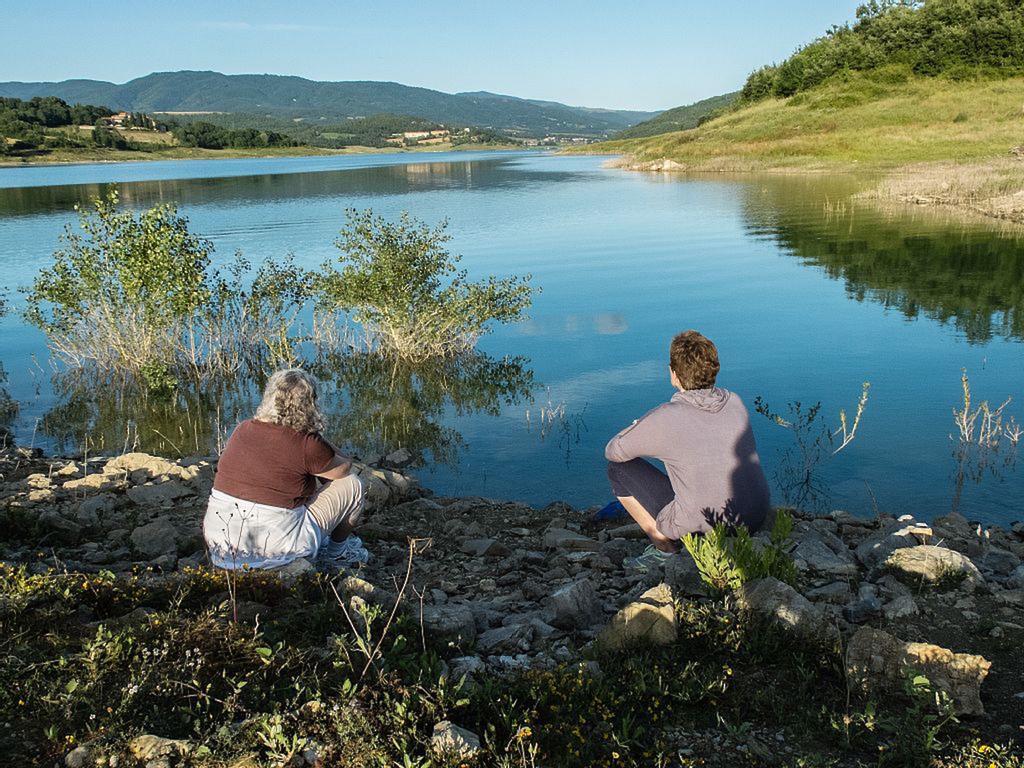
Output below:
[203,368,369,569]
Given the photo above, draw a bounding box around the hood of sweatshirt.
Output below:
[671,386,731,414]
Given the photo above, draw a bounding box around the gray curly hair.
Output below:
[253,368,325,433]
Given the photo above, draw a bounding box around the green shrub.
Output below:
[316,209,535,359]
[682,510,797,593]
[741,0,1024,101]
[25,189,214,381]
[24,190,312,389]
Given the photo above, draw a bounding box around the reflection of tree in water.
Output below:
[312,350,534,467]
[36,351,534,465]
[38,372,254,457]
[741,179,1024,343]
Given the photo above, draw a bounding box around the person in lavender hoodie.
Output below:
[605,330,771,570]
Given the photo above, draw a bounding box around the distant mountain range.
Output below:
[0,71,659,137]
[613,92,739,139]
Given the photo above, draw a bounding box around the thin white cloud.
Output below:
[199,21,332,32]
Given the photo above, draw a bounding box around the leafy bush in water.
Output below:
[682,510,796,592]
[316,209,535,359]
[25,190,310,389]
[25,190,213,379]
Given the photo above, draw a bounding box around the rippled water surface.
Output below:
[1,151,1022,524]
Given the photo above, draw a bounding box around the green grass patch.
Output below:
[588,72,1024,171]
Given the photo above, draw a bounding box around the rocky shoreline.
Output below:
[3,444,1023,765]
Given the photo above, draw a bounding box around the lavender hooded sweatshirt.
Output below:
[605,387,771,538]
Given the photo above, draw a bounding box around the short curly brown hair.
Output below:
[670,331,720,390]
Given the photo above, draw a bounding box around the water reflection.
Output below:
[36,350,535,465]
[741,178,1024,343]
[313,350,534,466]
[0,156,586,220]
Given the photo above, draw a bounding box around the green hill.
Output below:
[613,92,738,139]
[594,0,1024,173]
[596,70,1024,171]
[0,71,658,138]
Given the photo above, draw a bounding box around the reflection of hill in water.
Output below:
[742,178,1024,343]
[39,351,534,464]
[0,158,585,219]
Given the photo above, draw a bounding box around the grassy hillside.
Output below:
[613,92,738,139]
[0,71,657,137]
[594,69,1024,171]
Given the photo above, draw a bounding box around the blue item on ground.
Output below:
[594,499,628,521]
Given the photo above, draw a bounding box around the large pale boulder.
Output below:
[735,577,839,648]
[855,518,927,567]
[128,734,192,762]
[597,583,677,650]
[845,627,991,715]
[883,545,983,588]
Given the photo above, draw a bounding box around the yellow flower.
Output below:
[612,751,620,760]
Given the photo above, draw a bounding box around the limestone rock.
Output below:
[542,528,600,552]
[806,582,853,604]
[883,595,919,620]
[843,595,882,624]
[130,516,180,559]
[1007,565,1024,590]
[273,557,315,583]
[128,734,192,762]
[77,492,117,520]
[477,622,534,654]
[430,721,481,760]
[545,578,602,630]
[104,452,183,482]
[384,447,413,467]
[883,545,983,588]
[62,472,123,493]
[845,627,991,715]
[127,479,191,507]
[663,553,708,597]
[448,655,485,681]
[792,533,859,578]
[38,508,82,542]
[597,583,677,650]
[421,603,477,649]
[735,577,839,648]
[976,547,1021,576]
[855,519,924,567]
[64,745,92,768]
[460,538,509,558]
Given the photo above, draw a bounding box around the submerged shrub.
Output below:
[25,189,213,380]
[316,209,535,359]
[25,190,311,389]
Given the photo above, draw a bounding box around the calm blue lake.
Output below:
[1,151,1022,525]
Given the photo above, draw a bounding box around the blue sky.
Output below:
[2,1,864,110]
